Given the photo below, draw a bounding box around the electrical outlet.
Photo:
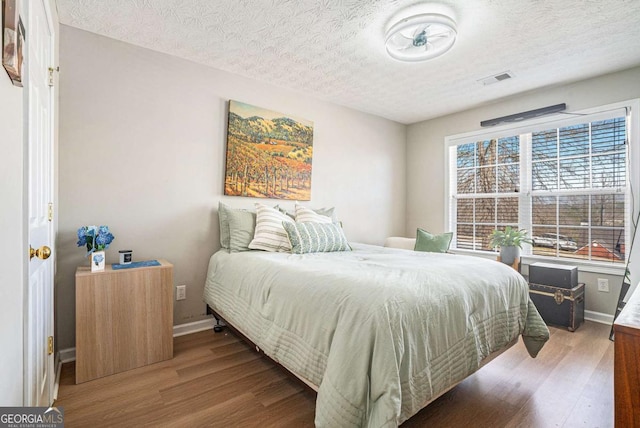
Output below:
[176,285,186,300]
[597,278,609,293]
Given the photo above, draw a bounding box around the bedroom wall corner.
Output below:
[56,25,406,350]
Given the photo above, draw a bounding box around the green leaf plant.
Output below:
[489,226,533,249]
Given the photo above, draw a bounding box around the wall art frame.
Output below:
[224,100,314,200]
[2,0,25,87]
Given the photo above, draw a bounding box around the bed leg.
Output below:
[207,305,225,333]
[213,316,224,333]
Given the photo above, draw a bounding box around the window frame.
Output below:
[444,99,640,274]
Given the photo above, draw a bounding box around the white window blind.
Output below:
[446,103,633,265]
[454,136,520,250]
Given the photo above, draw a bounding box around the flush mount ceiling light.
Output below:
[385,13,457,62]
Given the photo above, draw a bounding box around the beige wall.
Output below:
[0,0,59,406]
[0,54,25,405]
[57,26,407,350]
[406,66,640,316]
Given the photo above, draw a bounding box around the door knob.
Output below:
[30,245,51,260]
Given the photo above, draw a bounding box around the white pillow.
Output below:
[295,203,333,224]
[249,203,294,252]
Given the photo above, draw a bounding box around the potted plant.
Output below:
[489,226,532,266]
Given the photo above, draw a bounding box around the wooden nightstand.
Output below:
[75,259,174,383]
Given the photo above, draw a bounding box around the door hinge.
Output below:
[47,336,53,355]
[48,67,58,87]
[47,202,53,222]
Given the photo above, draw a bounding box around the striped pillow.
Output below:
[283,222,351,254]
[277,204,338,222]
[294,203,333,224]
[248,203,294,252]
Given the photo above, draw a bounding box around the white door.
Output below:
[24,0,55,407]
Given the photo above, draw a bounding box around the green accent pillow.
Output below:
[218,202,256,252]
[414,228,453,253]
[218,202,231,249]
[313,207,336,222]
[295,204,333,224]
[283,221,351,254]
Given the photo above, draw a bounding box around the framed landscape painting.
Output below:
[224,100,314,200]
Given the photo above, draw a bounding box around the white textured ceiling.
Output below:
[56,0,640,124]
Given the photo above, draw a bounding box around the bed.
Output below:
[203,242,549,427]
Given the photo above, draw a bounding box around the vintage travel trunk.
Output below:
[529,282,585,331]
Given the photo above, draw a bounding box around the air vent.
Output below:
[478,71,514,86]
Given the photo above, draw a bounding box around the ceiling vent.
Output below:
[478,71,514,86]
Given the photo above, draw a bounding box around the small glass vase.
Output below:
[90,251,106,272]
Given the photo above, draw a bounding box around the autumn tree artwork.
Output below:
[224,100,314,200]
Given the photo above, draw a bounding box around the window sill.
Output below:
[450,248,626,276]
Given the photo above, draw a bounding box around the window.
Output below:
[447,102,635,265]
[454,137,520,251]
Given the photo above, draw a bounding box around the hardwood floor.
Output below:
[56,321,614,427]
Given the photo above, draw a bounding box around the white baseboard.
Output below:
[584,310,614,325]
[53,358,62,402]
[59,347,76,363]
[172,318,215,337]
[57,318,215,363]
